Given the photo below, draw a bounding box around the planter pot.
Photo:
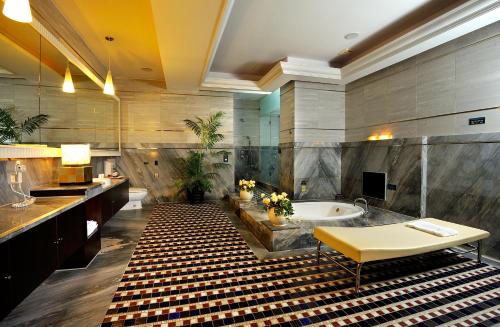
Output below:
[239,190,253,202]
[187,189,205,204]
[267,207,287,226]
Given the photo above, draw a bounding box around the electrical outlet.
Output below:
[154,172,159,178]
[469,117,485,125]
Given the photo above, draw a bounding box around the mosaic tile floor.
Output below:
[102,203,500,327]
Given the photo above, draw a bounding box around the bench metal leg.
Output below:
[316,240,321,265]
[477,240,483,264]
[355,262,363,294]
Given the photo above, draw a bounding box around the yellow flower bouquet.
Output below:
[238,179,256,191]
[261,192,294,226]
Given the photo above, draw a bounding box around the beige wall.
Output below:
[280,81,345,144]
[345,21,500,141]
[119,90,234,146]
[115,90,235,202]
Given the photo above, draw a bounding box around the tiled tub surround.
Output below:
[230,195,413,252]
[101,203,500,326]
[426,133,500,260]
[341,138,423,217]
[115,144,235,204]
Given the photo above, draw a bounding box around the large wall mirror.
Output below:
[0,14,120,151]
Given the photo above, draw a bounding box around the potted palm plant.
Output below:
[176,111,230,203]
[0,105,49,144]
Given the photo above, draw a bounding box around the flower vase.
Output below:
[267,207,287,226]
[239,190,253,202]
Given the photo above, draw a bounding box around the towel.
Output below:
[87,220,98,238]
[406,220,458,237]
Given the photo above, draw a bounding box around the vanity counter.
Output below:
[30,177,128,199]
[0,196,85,244]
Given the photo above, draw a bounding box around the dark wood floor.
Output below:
[0,207,152,327]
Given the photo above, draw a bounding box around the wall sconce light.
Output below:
[368,134,393,141]
[59,144,93,184]
[2,0,32,23]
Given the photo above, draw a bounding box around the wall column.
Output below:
[279,81,345,199]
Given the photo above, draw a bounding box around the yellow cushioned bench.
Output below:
[314,218,490,293]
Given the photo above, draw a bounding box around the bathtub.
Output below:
[291,202,365,221]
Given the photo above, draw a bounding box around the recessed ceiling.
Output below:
[32,0,498,93]
[52,0,164,88]
[211,0,434,76]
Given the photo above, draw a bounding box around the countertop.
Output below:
[1,177,129,244]
[31,177,128,199]
[0,196,85,244]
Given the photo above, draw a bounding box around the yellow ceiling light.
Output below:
[103,36,115,95]
[62,65,75,93]
[2,0,32,23]
[103,69,114,95]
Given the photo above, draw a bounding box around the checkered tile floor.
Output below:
[102,203,500,326]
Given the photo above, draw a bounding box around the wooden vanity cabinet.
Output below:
[0,203,85,320]
[0,241,13,319]
[101,180,129,224]
[56,205,86,266]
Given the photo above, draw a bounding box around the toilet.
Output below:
[122,187,148,210]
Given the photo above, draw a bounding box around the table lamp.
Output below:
[59,144,93,184]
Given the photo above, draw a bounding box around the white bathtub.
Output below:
[291,202,365,221]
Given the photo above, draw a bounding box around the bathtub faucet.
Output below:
[354,198,368,217]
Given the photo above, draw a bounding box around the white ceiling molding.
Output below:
[202,72,267,94]
[259,58,341,91]
[199,0,235,86]
[202,0,500,92]
[202,57,341,92]
[341,0,500,84]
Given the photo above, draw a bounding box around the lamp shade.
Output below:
[61,144,91,166]
[62,66,75,93]
[103,69,115,95]
[2,0,32,23]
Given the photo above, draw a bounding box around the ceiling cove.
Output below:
[201,0,500,93]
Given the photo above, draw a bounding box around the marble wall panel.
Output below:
[425,133,500,259]
[278,145,294,196]
[341,139,422,217]
[115,147,234,204]
[0,157,105,205]
[294,145,341,200]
